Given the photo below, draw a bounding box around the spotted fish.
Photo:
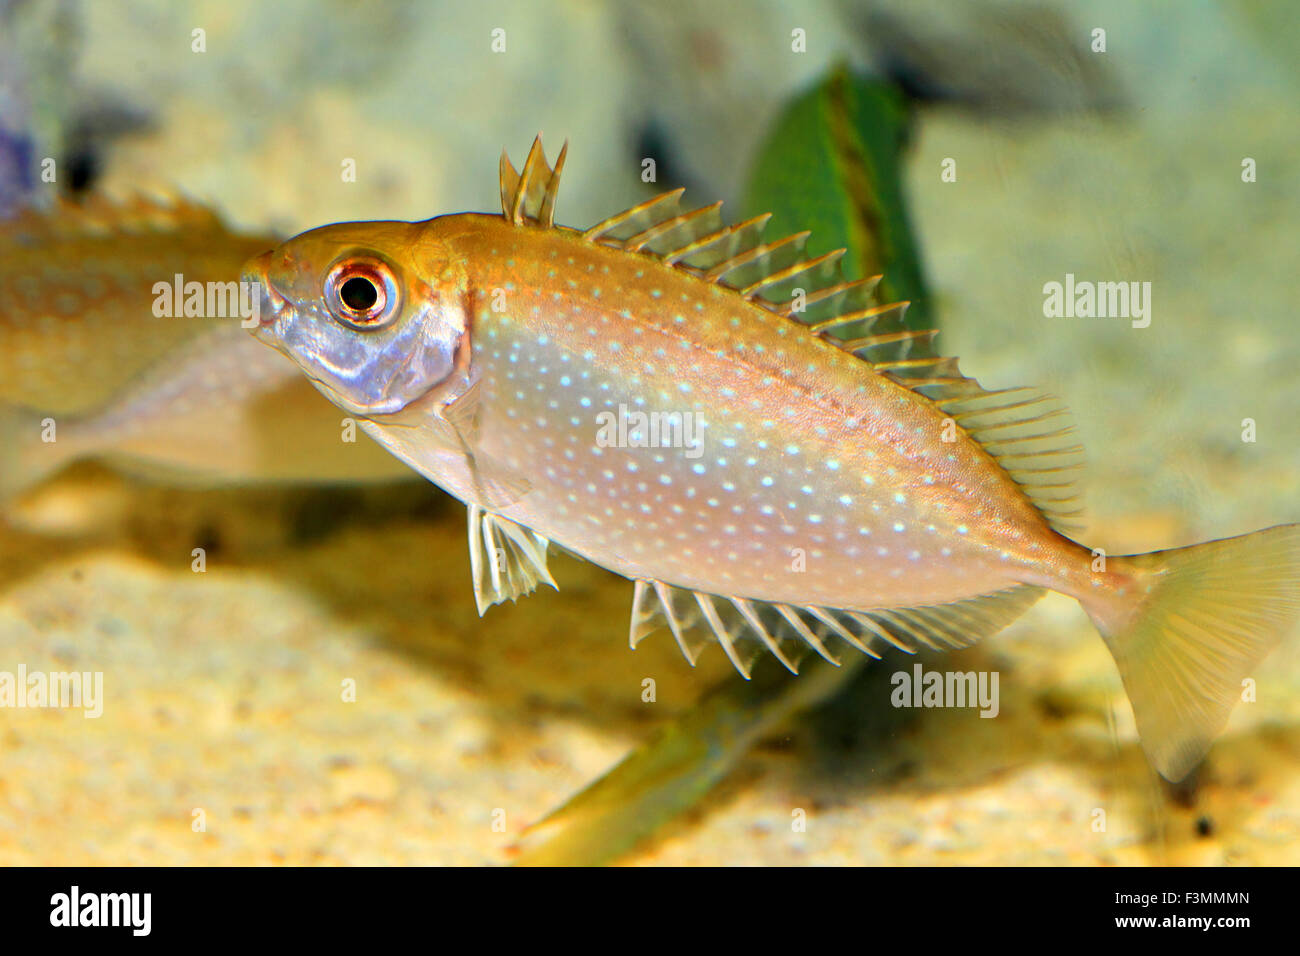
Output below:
[245,137,1300,781]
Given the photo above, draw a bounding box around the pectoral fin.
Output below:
[441,377,533,509]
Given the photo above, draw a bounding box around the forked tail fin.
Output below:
[1083,525,1300,781]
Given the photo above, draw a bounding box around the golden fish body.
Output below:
[247,138,1300,782]
[356,212,1080,611]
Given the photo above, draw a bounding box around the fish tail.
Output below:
[0,404,77,500]
[1081,524,1300,781]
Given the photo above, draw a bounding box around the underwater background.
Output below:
[1,0,1297,864]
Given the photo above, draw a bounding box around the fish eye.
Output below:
[341,275,378,311]
[324,257,401,329]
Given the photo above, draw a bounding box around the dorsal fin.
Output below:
[497,141,1087,533]
[500,135,568,228]
[7,193,227,241]
[935,389,1087,534]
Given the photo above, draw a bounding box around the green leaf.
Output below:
[742,64,933,330]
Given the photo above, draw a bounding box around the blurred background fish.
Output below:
[0,197,413,499]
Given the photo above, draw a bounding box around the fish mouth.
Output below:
[240,251,289,334]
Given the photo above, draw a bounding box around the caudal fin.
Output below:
[0,405,76,501]
[1084,525,1300,781]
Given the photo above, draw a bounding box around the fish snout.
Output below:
[241,250,287,330]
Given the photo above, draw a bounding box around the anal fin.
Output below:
[629,581,1045,676]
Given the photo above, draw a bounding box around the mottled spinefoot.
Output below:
[244,136,1300,782]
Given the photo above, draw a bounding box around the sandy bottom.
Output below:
[1,464,1297,865]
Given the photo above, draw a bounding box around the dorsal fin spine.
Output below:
[661,213,771,265]
[622,201,721,253]
[792,276,883,313]
[499,151,520,221]
[582,189,684,242]
[839,328,938,352]
[500,134,567,228]
[740,247,845,298]
[807,300,909,335]
[538,141,568,228]
[704,230,810,282]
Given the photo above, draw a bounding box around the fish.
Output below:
[244,136,1300,782]
[0,195,413,498]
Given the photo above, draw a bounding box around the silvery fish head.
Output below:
[242,220,468,417]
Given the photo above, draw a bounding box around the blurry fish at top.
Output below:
[0,195,414,501]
